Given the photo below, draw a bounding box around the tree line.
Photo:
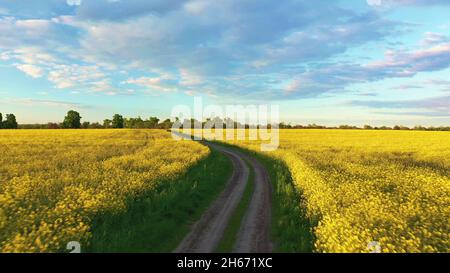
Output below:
[278,123,450,131]
[3,110,450,131]
[16,110,174,129]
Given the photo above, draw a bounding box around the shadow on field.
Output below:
[261,153,315,252]
[86,149,233,253]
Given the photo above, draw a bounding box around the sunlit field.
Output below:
[226,129,450,253]
[0,129,209,252]
[1,128,449,253]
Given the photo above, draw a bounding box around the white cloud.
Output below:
[367,0,382,6]
[1,0,449,103]
[367,0,450,7]
[421,32,450,46]
[12,47,57,65]
[124,76,176,92]
[282,39,450,98]
[15,19,51,30]
[284,79,301,93]
[67,0,82,6]
[3,98,89,109]
[0,17,54,45]
[179,68,203,86]
[184,0,213,15]
[365,42,450,75]
[0,52,11,61]
[15,64,44,78]
[48,64,106,89]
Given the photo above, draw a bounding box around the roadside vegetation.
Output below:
[88,149,232,252]
[254,152,314,253]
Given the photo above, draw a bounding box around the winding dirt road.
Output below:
[174,142,272,253]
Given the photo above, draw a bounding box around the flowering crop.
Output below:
[228,129,450,252]
[0,129,208,252]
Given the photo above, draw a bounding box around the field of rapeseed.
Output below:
[1,128,448,253]
[229,129,450,253]
[0,129,209,252]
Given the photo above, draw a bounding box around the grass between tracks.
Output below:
[216,158,254,253]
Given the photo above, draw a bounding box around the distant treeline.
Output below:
[16,111,173,130]
[3,110,450,131]
[278,123,450,131]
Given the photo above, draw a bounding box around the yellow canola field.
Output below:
[230,129,450,253]
[0,129,208,252]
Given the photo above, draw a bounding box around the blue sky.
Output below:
[0,0,449,126]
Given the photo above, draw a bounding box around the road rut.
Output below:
[174,142,272,253]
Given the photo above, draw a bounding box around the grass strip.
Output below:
[87,148,233,253]
[215,157,254,253]
[254,153,313,252]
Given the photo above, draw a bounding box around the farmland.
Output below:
[225,129,450,253]
[0,129,232,252]
[0,128,449,253]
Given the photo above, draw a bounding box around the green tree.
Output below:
[159,118,173,129]
[82,121,90,129]
[147,117,160,128]
[124,117,143,128]
[103,119,112,128]
[3,114,18,129]
[62,110,82,129]
[112,114,124,128]
[0,112,3,129]
[89,122,103,129]
[47,123,59,129]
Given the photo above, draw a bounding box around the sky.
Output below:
[0,0,449,126]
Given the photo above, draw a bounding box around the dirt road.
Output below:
[232,150,272,253]
[174,142,272,253]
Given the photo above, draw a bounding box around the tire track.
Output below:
[233,150,273,253]
[174,143,249,253]
[174,141,272,253]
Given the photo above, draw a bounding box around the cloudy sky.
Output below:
[0,0,449,126]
